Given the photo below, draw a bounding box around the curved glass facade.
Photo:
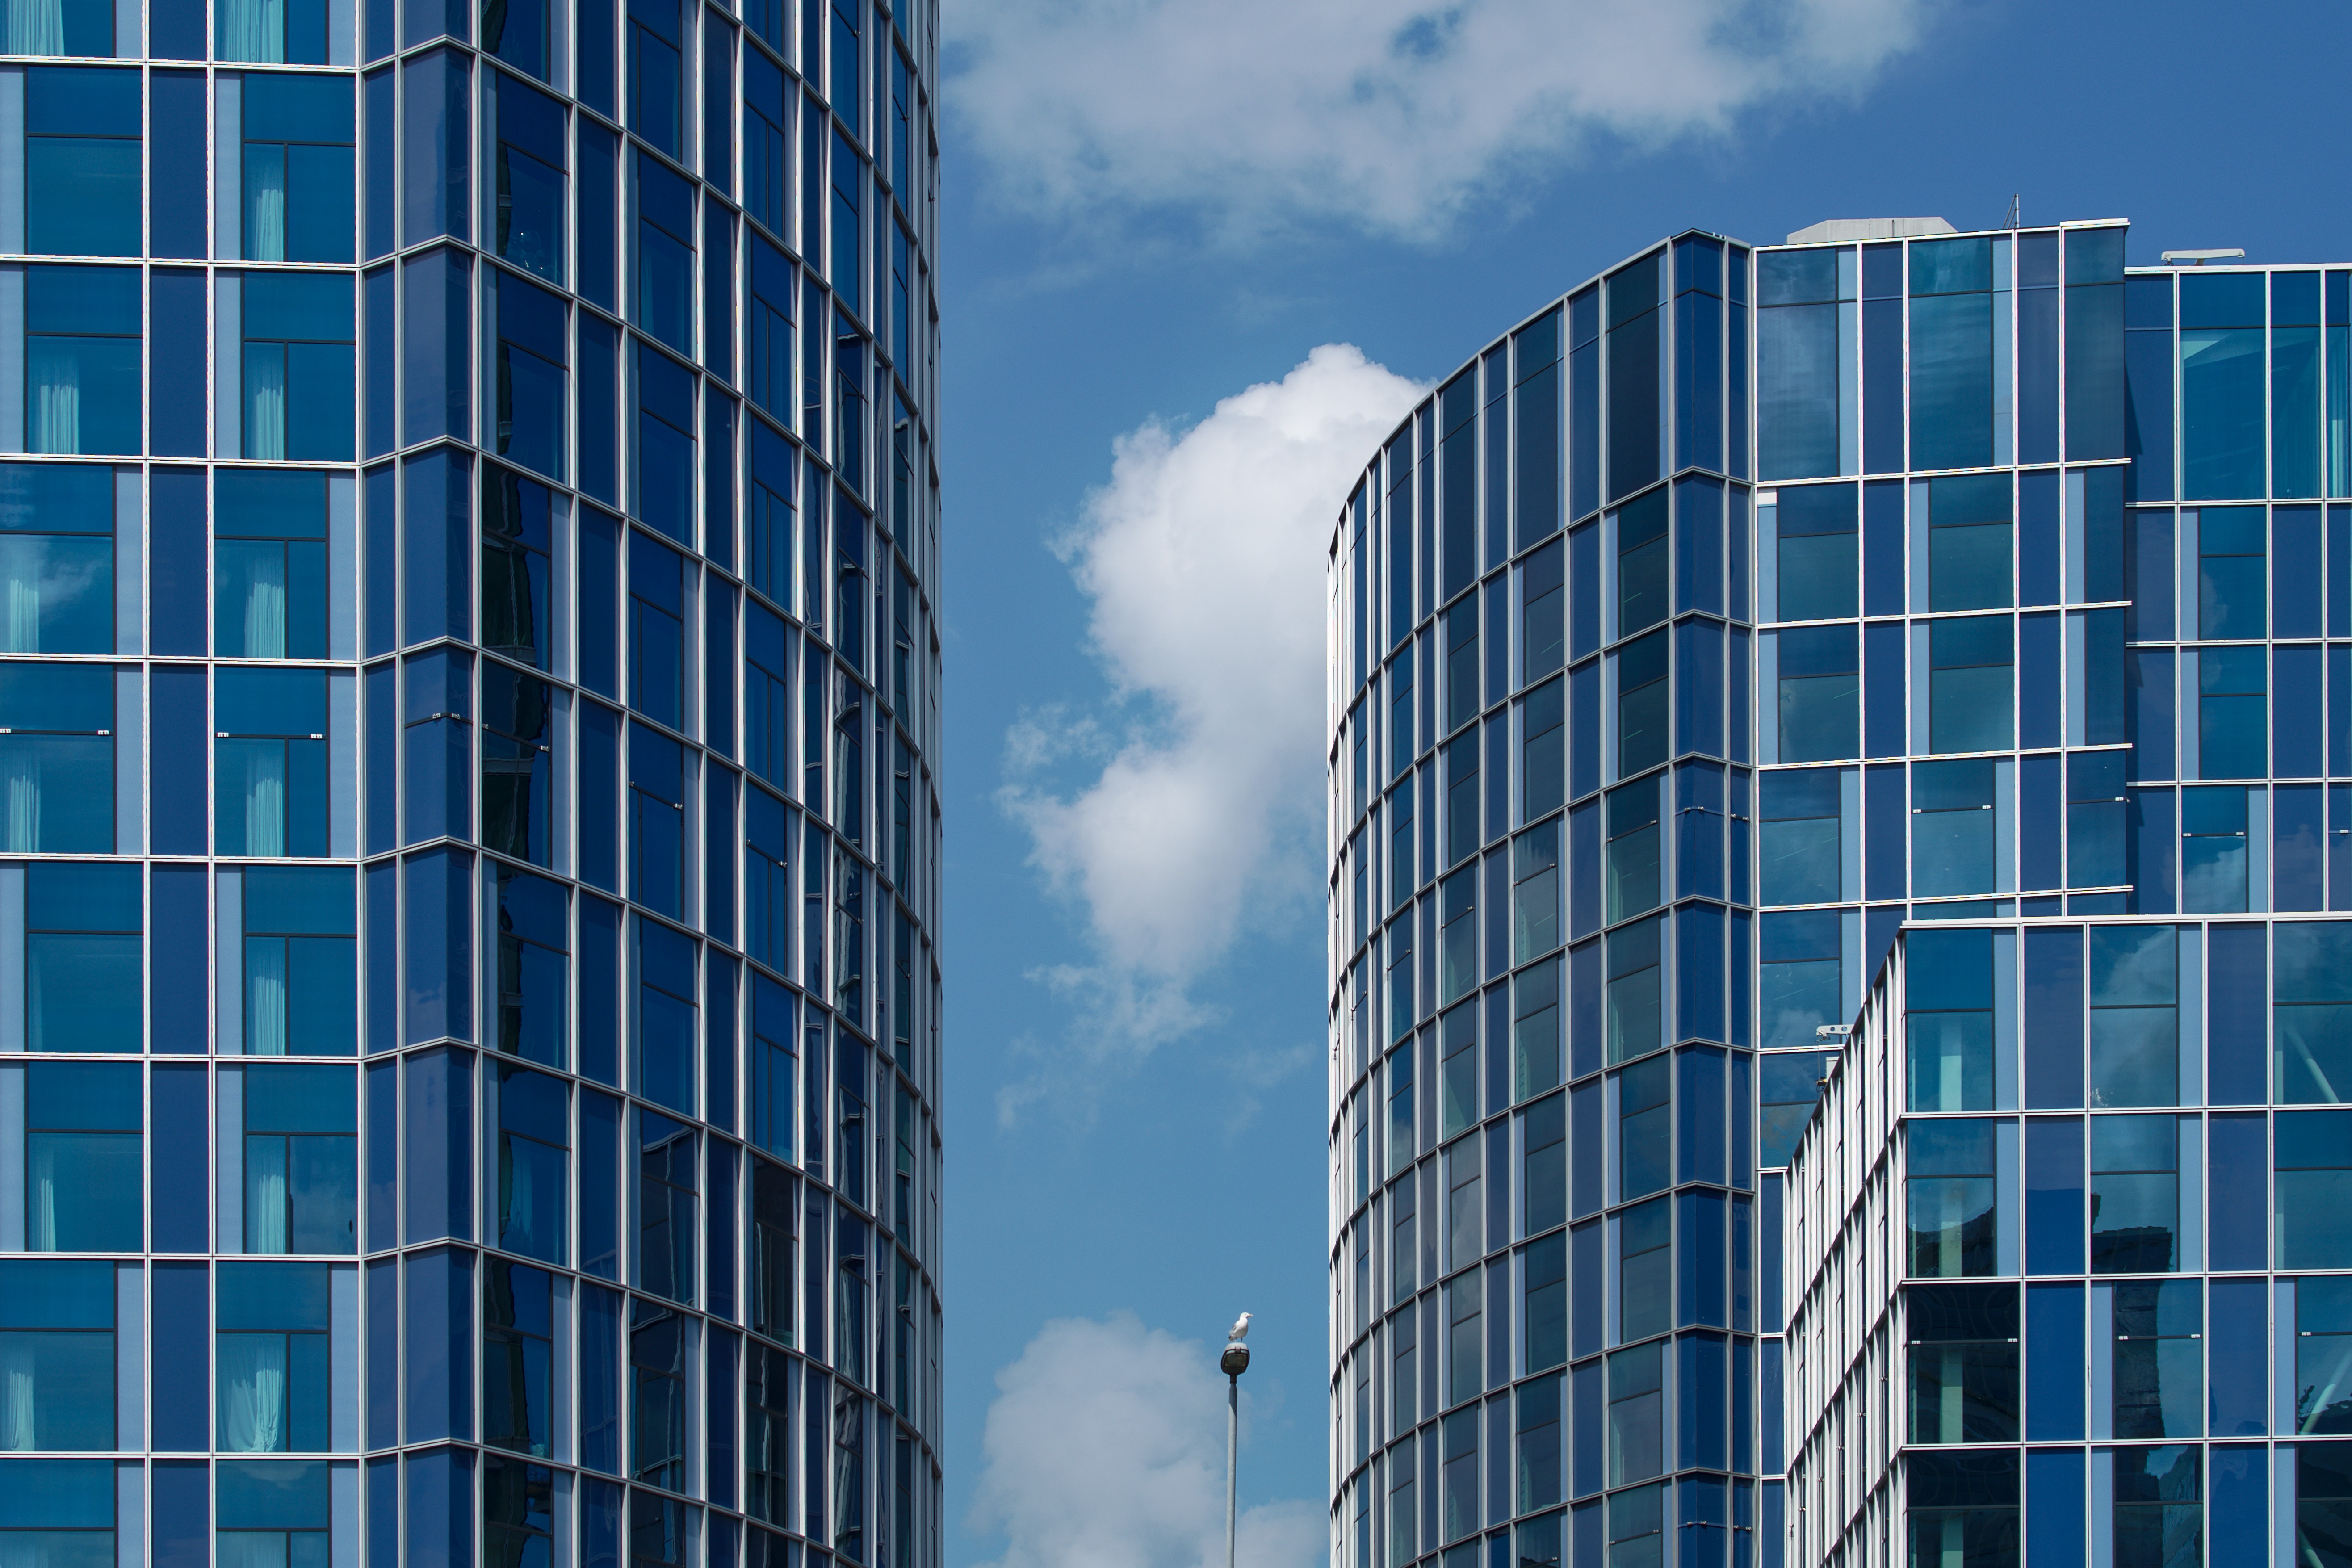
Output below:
[1328,220,2352,1568]
[1326,230,1757,1568]
[0,0,943,1561]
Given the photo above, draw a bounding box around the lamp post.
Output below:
[1221,1323,1251,1568]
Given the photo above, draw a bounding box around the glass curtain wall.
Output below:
[1326,221,2352,1568]
[0,0,946,1563]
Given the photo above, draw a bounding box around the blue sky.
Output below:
[930,2,2352,1562]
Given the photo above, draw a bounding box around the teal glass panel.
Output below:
[2276,921,2352,1104]
[1758,768,1838,906]
[2197,506,2266,639]
[2278,1109,2352,1268]
[1910,291,1994,472]
[1907,1117,1997,1277]
[2180,784,2249,914]
[2197,647,2267,779]
[1605,915,1661,1065]
[1929,616,2012,754]
[1757,251,1840,481]
[0,1258,113,1451]
[2092,1113,2179,1273]
[1775,625,1857,763]
[1928,472,2013,612]
[25,1132,138,1250]
[2297,1275,2352,1433]
[0,1456,113,1567]
[2088,924,2177,1107]
[1911,759,1996,897]
[24,68,139,258]
[2182,273,2268,501]
[1774,484,1856,621]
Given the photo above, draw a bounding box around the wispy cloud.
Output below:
[950,0,1937,242]
[996,345,1422,1112]
[968,1314,1325,1568]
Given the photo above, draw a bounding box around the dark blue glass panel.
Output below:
[398,50,470,244]
[581,1284,621,1471]
[2024,1116,2083,1275]
[2206,922,2267,1103]
[578,896,620,1086]
[2209,1446,2266,1568]
[151,1261,210,1450]
[402,1445,475,1568]
[401,1249,473,1442]
[366,1063,394,1245]
[2024,1282,2083,1440]
[2182,273,2266,500]
[152,1062,209,1250]
[401,1046,472,1241]
[2207,1279,2267,1434]
[2024,1447,2084,1565]
[580,1090,620,1282]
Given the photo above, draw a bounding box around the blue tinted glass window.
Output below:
[2276,922,2352,1105]
[2197,647,2267,780]
[0,1457,114,1560]
[636,918,695,1115]
[1911,760,1996,897]
[495,1064,568,1264]
[0,661,110,852]
[1929,615,2012,754]
[25,67,139,258]
[1908,1117,1997,1276]
[25,1060,140,1251]
[26,265,140,457]
[244,272,356,462]
[242,1062,357,1252]
[1908,927,1993,1111]
[0,463,112,656]
[1928,473,2012,611]
[1909,239,1994,473]
[2088,924,2176,1107]
[1775,625,1857,763]
[492,268,567,482]
[2182,273,2268,501]
[1773,483,1855,621]
[482,464,554,671]
[2279,1110,2352,1269]
[2091,1113,2178,1274]
[216,469,329,659]
[25,860,139,1053]
[2181,784,2249,913]
[0,1260,114,1449]
[243,73,356,264]
[635,344,696,546]
[636,1108,696,1304]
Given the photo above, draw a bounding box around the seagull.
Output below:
[1228,1312,1252,1342]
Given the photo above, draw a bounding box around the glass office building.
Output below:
[1325,215,2352,1568]
[0,0,944,1560]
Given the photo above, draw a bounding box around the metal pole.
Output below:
[1221,1323,1249,1568]
[1225,1371,1239,1568]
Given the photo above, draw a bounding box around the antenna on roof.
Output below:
[2004,194,2021,230]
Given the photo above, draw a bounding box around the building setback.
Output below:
[0,0,943,1561]
[1325,214,2352,1568]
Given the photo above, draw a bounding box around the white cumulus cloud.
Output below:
[949,0,1937,240]
[969,1315,1325,1568]
[997,345,1421,1098]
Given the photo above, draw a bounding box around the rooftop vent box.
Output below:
[1784,217,1958,245]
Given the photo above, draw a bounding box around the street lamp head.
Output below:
[1221,1340,1251,1377]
